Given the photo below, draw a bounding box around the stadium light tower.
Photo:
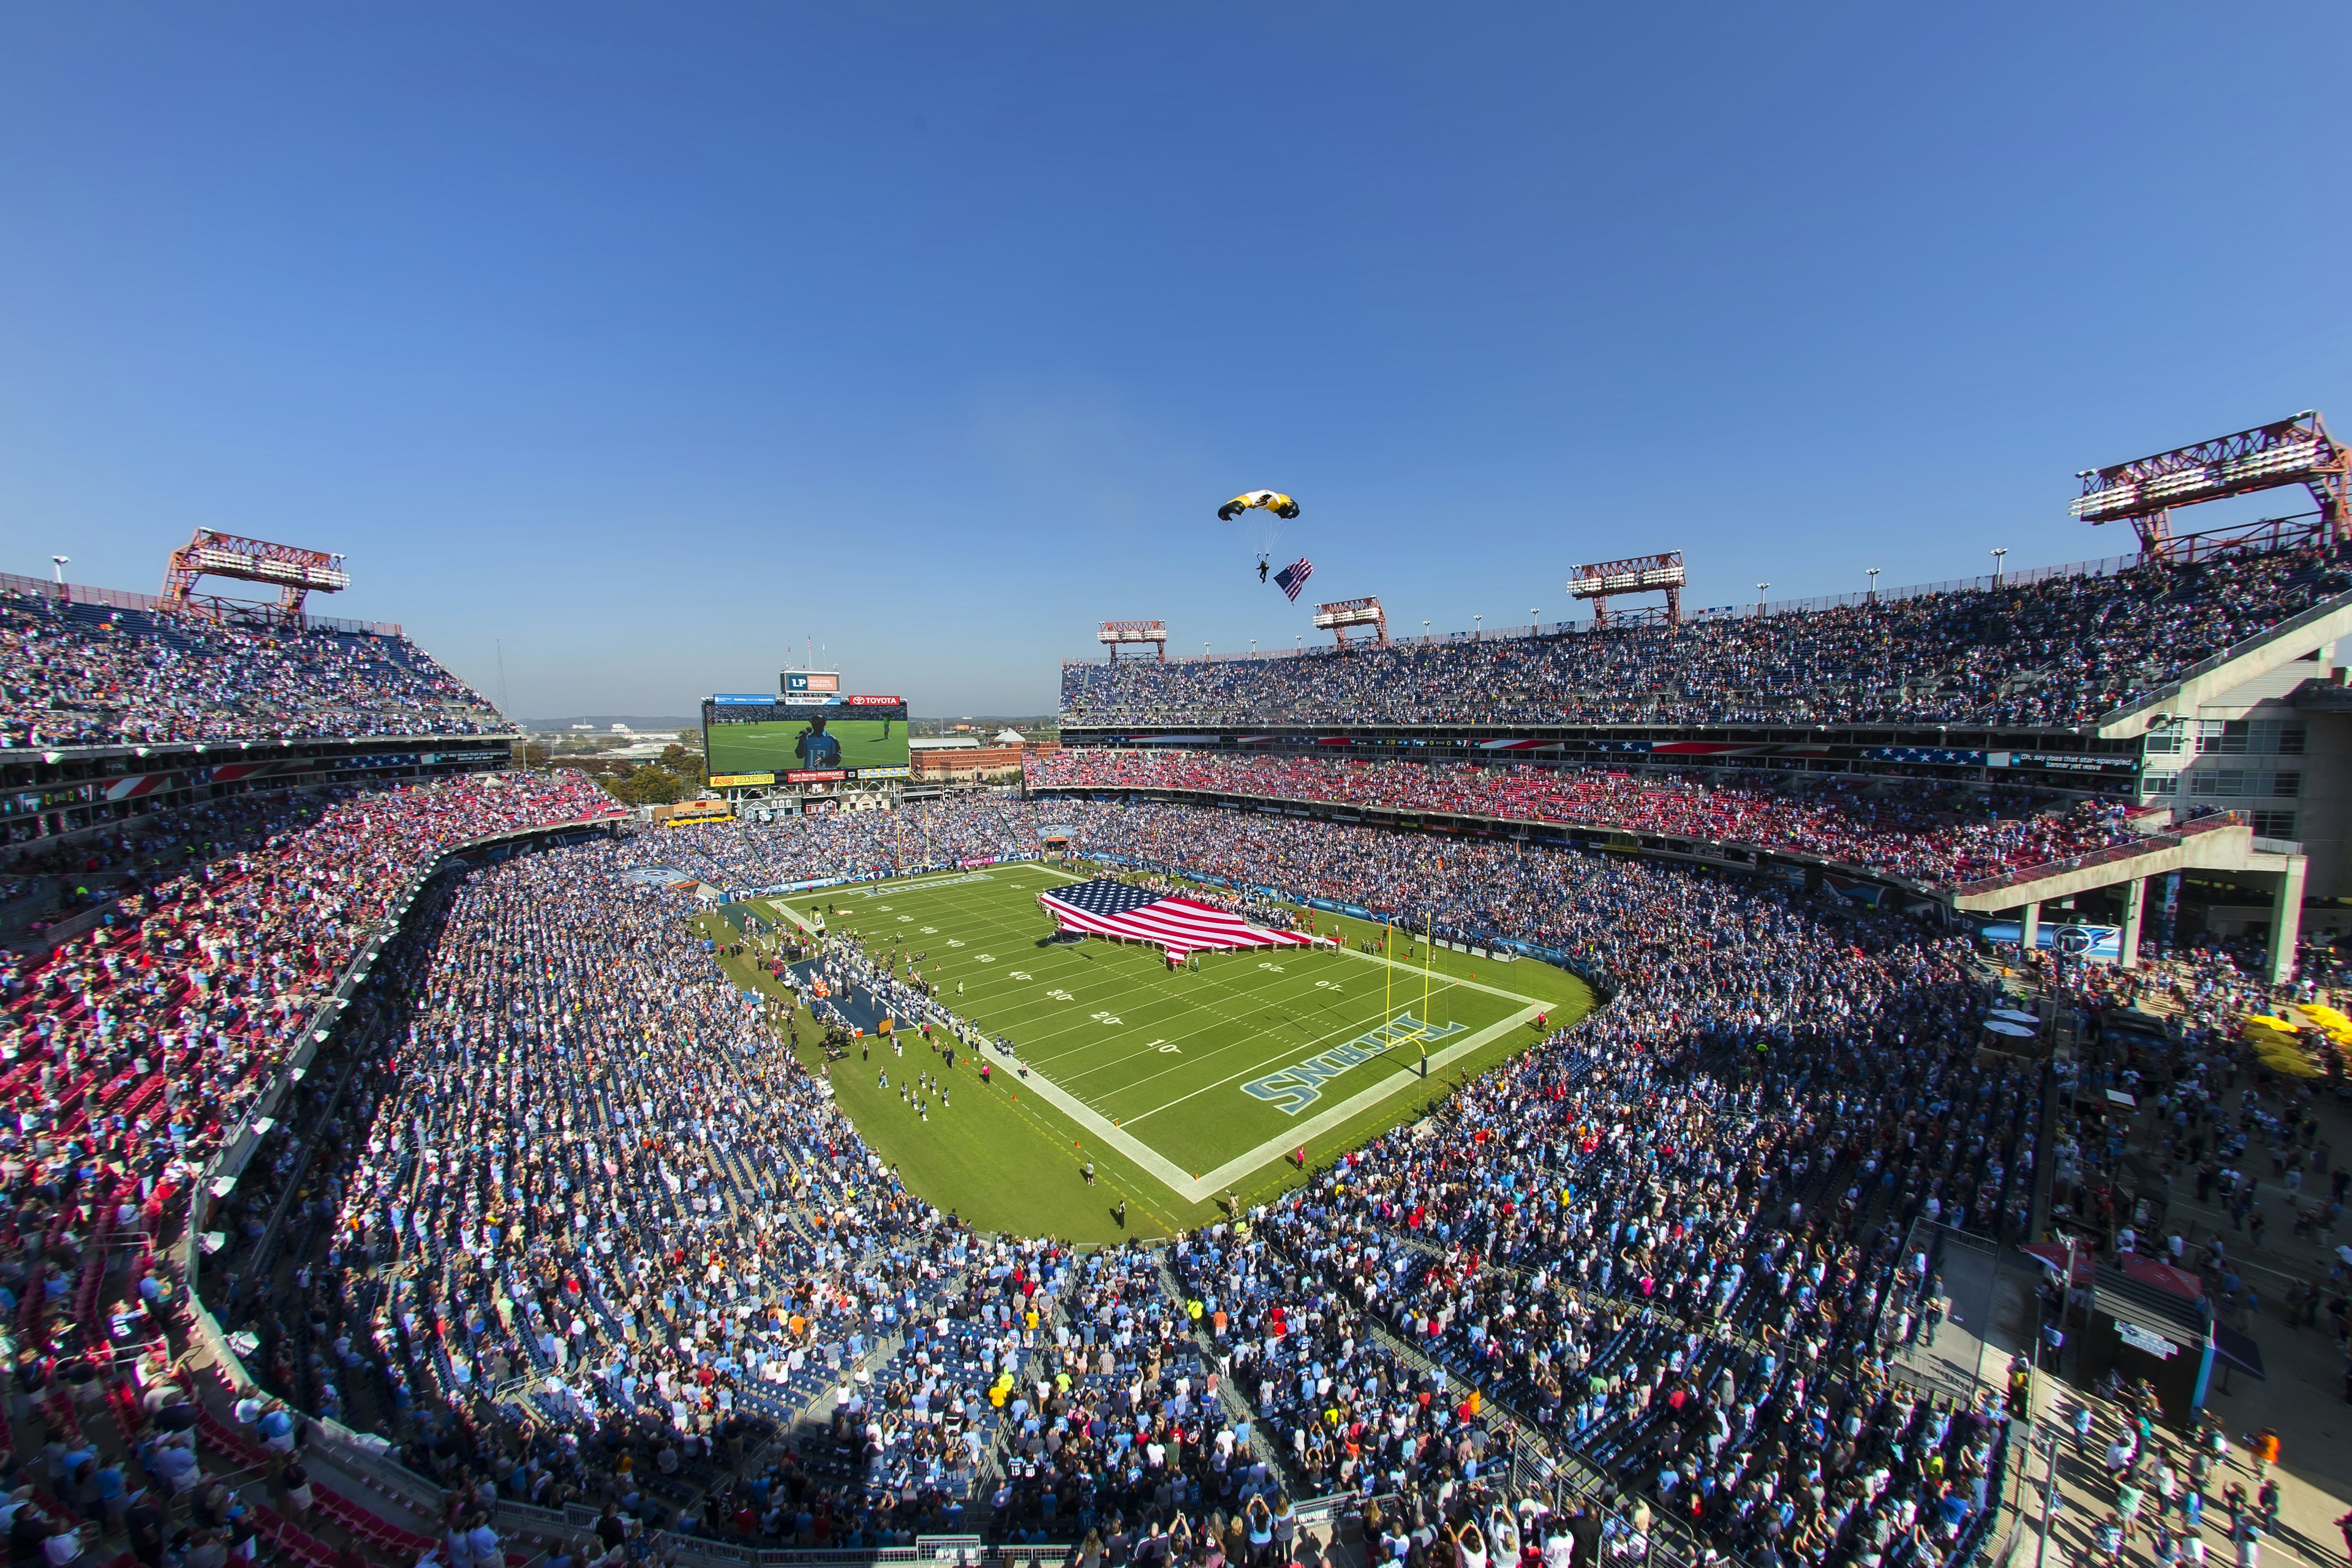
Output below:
[50,556,67,586]
[1569,551,1685,628]
[2073,410,2351,556]
[1097,621,1167,663]
[1530,606,1540,633]
[1472,614,1482,639]
[1314,598,1389,650]
[1756,582,1770,614]
[1991,547,2008,584]
[159,529,350,624]
[1866,567,1880,601]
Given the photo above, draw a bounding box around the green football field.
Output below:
[704,863,1596,1240]
[705,718,908,775]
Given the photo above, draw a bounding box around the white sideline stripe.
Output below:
[1014,1001,1542,1204]
[1181,1003,1541,1199]
[760,899,824,938]
[1007,1060,1200,1196]
[849,862,1564,1203]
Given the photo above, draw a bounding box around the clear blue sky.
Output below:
[3,4,2346,718]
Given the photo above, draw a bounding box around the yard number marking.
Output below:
[1091,1011,1123,1026]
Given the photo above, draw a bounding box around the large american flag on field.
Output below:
[1039,878,1326,960]
[1273,556,1314,601]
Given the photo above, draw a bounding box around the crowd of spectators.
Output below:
[6,766,2311,1568]
[10,546,2340,1568]
[0,812,285,941]
[287,849,979,1534]
[1061,545,2350,729]
[1027,750,2149,890]
[0,590,507,748]
[168,788,2075,1568]
[0,770,612,1180]
[1203,948,2025,1555]
[228,838,1303,1551]
[2001,935,2352,1336]
[629,801,1047,897]
[0,769,612,1566]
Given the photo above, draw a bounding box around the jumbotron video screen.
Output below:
[702,695,910,778]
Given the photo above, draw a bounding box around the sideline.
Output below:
[822,863,1569,1204]
[1183,1002,1542,1197]
[1010,1000,1541,1204]
[756,899,824,938]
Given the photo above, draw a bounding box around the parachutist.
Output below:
[1224,490,1301,581]
[1218,490,1300,522]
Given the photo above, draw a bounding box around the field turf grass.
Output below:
[696,863,1594,1242]
[705,719,907,775]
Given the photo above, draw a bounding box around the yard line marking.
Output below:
[1009,1002,1542,1204]
[1116,1003,1475,1125]
[1180,1005,1541,1198]
[1014,963,1385,1065]
[813,865,1578,1203]
[944,914,1507,1087]
[1063,995,1423,1101]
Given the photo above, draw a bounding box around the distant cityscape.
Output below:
[521,713,1059,760]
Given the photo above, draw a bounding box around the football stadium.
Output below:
[12,18,2352,1568]
[11,452,2352,1568]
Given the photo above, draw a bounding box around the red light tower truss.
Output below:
[1569,551,1684,628]
[2073,410,2350,556]
[160,530,352,622]
[1312,597,1389,649]
[1098,620,1167,663]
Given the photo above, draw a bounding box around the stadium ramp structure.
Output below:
[1950,811,2305,982]
[2090,584,2352,739]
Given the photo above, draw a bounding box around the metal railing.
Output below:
[1947,811,2247,899]
[0,568,406,635]
[1025,777,1952,898]
[1061,522,2326,672]
[2092,584,2352,727]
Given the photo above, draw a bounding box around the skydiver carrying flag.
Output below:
[1223,490,1302,577]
